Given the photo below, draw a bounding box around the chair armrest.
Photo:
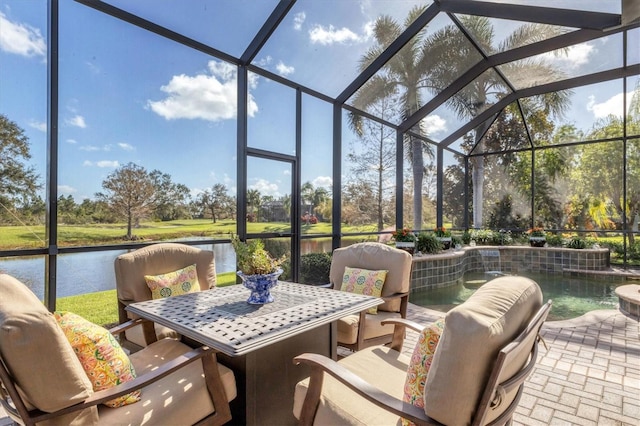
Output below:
[30,346,217,423]
[381,318,425,334]
[294,353,443,426]
[382,318,426,352]
[108,318,147,336]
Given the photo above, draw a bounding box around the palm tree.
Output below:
[246,189,261,220]
[426,16,571,228]
[311,187,329,214]
[281,194,291,221]
[349,5,435,232]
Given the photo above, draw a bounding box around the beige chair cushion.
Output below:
[337,311,400,345]
[330,243,412,312]
[114,243,216,304]
[293,346,408,425]
[0,274,98,425]
[124,322,180,348]
[99,338,237,425]
[423,276,543,425]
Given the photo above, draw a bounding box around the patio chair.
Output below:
[293,276,551,426]
[114,242,217,349]
[0,273,236,426]
[329,242,412,351]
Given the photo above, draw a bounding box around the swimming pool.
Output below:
[409,271,624,321]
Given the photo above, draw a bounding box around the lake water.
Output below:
[0,240,335,299]
[0,243,237,299]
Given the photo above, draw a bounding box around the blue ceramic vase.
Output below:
[237,268,283,304]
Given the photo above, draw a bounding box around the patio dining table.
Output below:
[126,281,382,425]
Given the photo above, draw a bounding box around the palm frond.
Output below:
[499,23,569,52]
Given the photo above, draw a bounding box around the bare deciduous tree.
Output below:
[95,162,156,240]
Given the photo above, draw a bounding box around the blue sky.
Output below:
[0,0,637,204]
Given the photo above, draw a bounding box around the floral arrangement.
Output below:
[527,227,546,238]
[433,226,451,237]
[391,227,416,243]
[231,236,285,275]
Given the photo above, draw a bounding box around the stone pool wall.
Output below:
[410,246,611,292]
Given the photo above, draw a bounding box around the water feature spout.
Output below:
[478,249,504,276]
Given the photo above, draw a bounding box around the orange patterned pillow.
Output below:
[54,311,140,408]
[144,264,200,299]
[340,267,387,314]
[402,319,445,425]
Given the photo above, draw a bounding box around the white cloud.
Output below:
[67,139,77,144]
[147,60,258,121]
[362,20,375,40]
[28,120,46,132]
[255,55,272,67]
[312,176,333,189]
[118,142,134,151]
[80,145,112,152]
[0,11,46,58]
[96,160,119,168]
[85,61,100,74]
[276,61,295,76]
[293,12,306,30]
[250,178,280,196]
[422,114,447,135]
[84,160,119,168]
[58,185,76,194]
[586,91,632,118]
[283,170,291,176]
[309,24,362,45]
[66,115,87,128]
[543,43,594,69]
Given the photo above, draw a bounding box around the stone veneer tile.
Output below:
[409,247,611,293]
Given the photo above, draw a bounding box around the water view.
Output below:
[0,243,238,299]
[0,239,337,300]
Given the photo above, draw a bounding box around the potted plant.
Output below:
[417,232,441,254]
[527,227,546,247]
[231,236,285,304]
[434,226,452,250]
[391,227,417,255]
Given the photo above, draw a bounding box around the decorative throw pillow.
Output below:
[144,264,200,299]
[54,311,141,408]
[340,266,388,314]
[402,319,445,426]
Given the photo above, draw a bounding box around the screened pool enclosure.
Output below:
[0,0,638,307]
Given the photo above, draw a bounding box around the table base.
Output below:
[220,322,336,425]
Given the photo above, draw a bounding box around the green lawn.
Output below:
[56,271,239,327]
[0,219,378,249]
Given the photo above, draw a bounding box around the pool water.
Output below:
[409,272,623,321]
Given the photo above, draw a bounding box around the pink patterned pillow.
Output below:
[402,319,445,425]
[340,267,388,314]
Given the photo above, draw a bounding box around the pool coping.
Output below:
[615,284,640,319]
